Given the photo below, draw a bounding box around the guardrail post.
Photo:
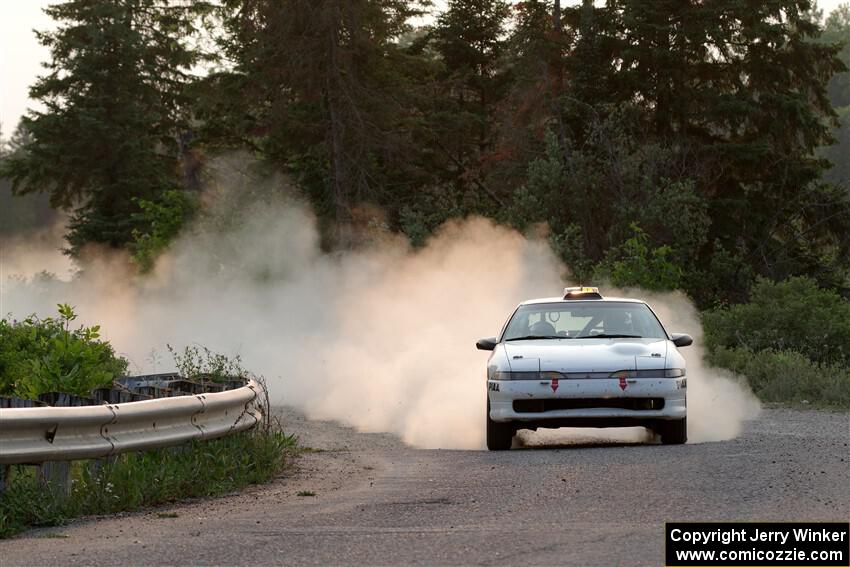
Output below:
[38,461,71,496]
[0,465,9,494]
[88,455,117,479]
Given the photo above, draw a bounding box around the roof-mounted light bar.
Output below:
[563,286,603,300]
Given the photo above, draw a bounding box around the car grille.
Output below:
[512,398,665,413]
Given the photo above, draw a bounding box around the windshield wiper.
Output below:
[574,334,642,339]
[505,335,566,341]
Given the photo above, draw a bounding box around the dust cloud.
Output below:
[0,219,74,284]
[0,160,760,448]
[629,290,762,443]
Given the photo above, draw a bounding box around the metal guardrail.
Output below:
[0,379,262,466]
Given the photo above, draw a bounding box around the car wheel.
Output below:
[659,417,687,445]
[486,398,514,451]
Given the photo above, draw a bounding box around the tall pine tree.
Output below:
[428,0,512,200]
[218,0,428,243]
[1,0,210,254]
[492,0,568,189]
[819,4,850,191]
[555,0,848,296]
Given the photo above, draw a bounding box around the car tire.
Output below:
[486,398,514,451]
[659,417,687,445]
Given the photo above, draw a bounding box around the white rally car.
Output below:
[477,287,692,450]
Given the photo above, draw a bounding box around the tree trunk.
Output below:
[553,0,561,33]
[325,1,349,244]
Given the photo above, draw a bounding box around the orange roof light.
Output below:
[563,286,603,300]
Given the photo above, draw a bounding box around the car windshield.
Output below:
[502,301,667,341]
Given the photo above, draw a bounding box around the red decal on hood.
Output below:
[619,375,627,391]
[551,378,559,393]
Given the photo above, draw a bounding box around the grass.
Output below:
[296,490,316,497]
[0,426,297,539]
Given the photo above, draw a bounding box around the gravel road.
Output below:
[2,408,848,566]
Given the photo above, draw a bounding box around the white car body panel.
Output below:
[484,298,688,427]
[502,338,669,373]
[488,376,687,422]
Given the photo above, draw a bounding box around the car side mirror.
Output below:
[476,337,498,351]
[671,333,693,347]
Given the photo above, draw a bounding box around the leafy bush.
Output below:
[167,344,248,383]
[513,119,711,259]
[703,277,850,366]
[398,185,490,248]
[708,346,850,408]
[0,304,127,399]
[594,224,684,291]
[683,241,756,309]
[131,189,198,272]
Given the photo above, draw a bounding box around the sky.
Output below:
[0,0,847,137]
[0,0,54,136]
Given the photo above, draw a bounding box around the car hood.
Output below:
[503,338,669,373]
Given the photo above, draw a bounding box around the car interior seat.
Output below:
[604,312,634,335]
[529,320,557,336]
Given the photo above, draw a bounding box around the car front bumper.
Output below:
[488,377,687,424]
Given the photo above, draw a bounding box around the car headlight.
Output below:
[607,369,686,378]
[491,369,687,380]
[490,370,563,380]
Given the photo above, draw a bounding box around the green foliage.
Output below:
[0,0,212,255]
[428,0,513,191]
[548,224,595,284]
[704,276,850,408]
[703,277,850,366]
[217,0,431,237]
[822,105,850,190]
[707,346,850,408]
[509,122,710,295]
[549,1,849,304]
[0,473,68,536]
[167,344,248,383]
[0,428,297,538]
[0,305,128,399]
[595,224,683,291]
[398,185,488,247]
[684,241,756,308]
[3,0,849,309]
[821,3,850,109]
[131,190,198,272]
[819,4,850,190]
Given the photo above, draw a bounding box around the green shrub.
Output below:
[0,304,127,399]
[594,223,684,291]
[708,346,850,408]
[167,344,248,383]
[703,277,850,366]
[131,189,198,272]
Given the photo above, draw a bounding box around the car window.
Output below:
[503,302,667,340]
